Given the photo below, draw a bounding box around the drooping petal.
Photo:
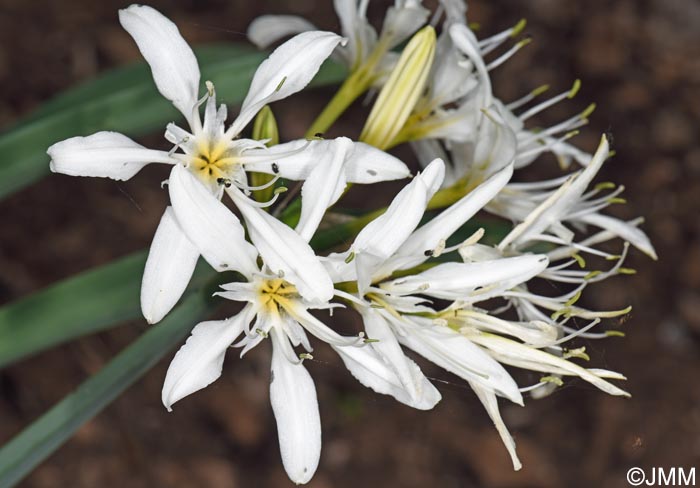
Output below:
[229,31,344,136]
[247,15,318,48]
[141,207,200,324]
[381,1,430,48]
[48,132,173,180]
[241,139,410,184]
[382,254,548,300]
[578,213,658,260]
[295,138,351,242]
[397,318,523,404]
[119,5,201,126]
[332,343,441,410]
[270,329,322,485]
[230,188,334,302]
[162,308,253,410]
[361,308,441,407]
[470,381,522,470]
[168,165,258,277]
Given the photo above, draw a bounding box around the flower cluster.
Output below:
[49,2,656,484]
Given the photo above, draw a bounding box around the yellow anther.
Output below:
[540,375,564,386]
[580,102,597,119]
[511,18,527,37]
[572,253,586,268]
[568,79,582,99]
[605,330,626,337]
[531,84,550,97]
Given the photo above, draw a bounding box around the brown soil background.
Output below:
[0,0,699,487]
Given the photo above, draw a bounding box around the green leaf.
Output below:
[0,289,213,488]
[0,44,346,199]
[0,251,213,369]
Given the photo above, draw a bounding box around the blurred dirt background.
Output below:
[0,0,699,486]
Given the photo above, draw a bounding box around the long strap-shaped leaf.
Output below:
[0,289,213,488]
[0,45,346,199]
[0,251,213,369]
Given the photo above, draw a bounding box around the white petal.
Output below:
[168,165,258,276]
[382,254,549,300]
[141,207,199,324]
[282,299,361,347]
[247,15,317,48]
[230,189,334,302]
[295,138,351,242]
[270,329,321,485]
[119,5,200,125]
[353,159,445,259]
[162,309,252,410]
[397,319,523,404]
[229,31,344,136]
[470,382,522,470]
[466,332,630,397]
[499,135,610,250]
[361,308,441,407]
[381,2,430,48]
[242,139,410,184]
[332,343,441,410]
[391,163,513,269]
[579,213,658,260]
[48,132,172,180]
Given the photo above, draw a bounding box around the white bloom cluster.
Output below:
[49,2,656,484]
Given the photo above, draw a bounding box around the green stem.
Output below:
[305,68,372,138]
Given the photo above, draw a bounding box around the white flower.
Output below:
[161,166,365,484]
[47,4,410,324]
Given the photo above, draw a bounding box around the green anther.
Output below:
[565,129,580,138]
[275,76,287,92]
[563,347,590,361]
[517,37,533,49]
[511,18,527,37]
[255,328,269,338]
[299,353,314,360]
[363,338,380,344]
[345,251,356,264]
[618,267,637,275]
[595,182,616,191]
[551,309,568,320]
[605,330,626,337]
[607,197,627,204]
[274,186,288,195]
[605,254,622,261]
[531,84,550,97]
[607,150,617,158]
[568,79,582,98]
[572,253,586,268]
[540,375,564,386]
[581,102,597,119]
[468,22,481,31]
[565,290,582,307]
[584,270,603,280]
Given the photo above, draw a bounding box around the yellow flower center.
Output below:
[258,278,298,314]
[191,141,238,185]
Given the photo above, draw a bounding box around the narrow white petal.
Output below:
[470,382,522,470]
[162,309,252,410]
[119,5,200,125]
[392,163,513,268]
[48,132,172,180]
[168,165,258,276]
[579,213,658,260]
[361,308,441,407]
[466,332,630,397]
[295,138,351,242]
[230,189,334,302]
[242,139,410,184]
[247,15,317,48]
[141,207,199,324]
[397,319,523,404]
[230,31,344,136]
[270,329,321,484]
[332,343,441,410]
[353,159,445,259]
[383,254,548,300]
[283,300,361,347]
